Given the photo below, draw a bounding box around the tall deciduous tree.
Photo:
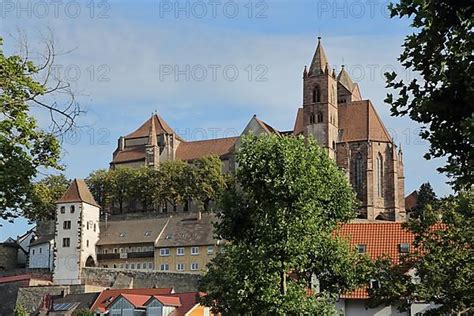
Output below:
[86,169,112,210]
[369,189,473,315]
[192,155,226,212]
[108,167,135,213]
[0,34,80,222]
[199,135,370,314]
[22,174,70,221]
[384,0,473,190]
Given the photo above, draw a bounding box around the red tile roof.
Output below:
[152,295,181,307]
[112,146,146,163]
[125,114,177,139]
[120,293,151,308]
[0,273,51,284]
[175,137,238,161]
[90,288,173,312]
[56,179,99,207]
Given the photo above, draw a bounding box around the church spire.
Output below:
[337,65,355,92]
[309,37,330,76]
[147,113,157,146]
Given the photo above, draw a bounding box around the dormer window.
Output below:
[399,243,410,253]
[356,244,366,254]
[119,232,126,238]
[70,205,75,213]
[144,231,152,237]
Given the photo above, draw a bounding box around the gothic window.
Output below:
[312,86,321,103]
[309,113,316,124]
[317,112,323,123]
[376,153,384,197]
[354,153,363,194]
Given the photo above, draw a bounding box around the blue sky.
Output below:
[0,0,452,240]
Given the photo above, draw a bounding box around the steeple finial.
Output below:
[309,37,330,76]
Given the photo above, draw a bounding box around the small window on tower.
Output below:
[63,238,70,248]
[309,113,315,124]
[60,206,65,214]
[70,205,75,213]
[317,112,323,123]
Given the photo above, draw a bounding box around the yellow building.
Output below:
[155,213,219,274]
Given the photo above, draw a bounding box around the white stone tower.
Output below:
[53,179,100,285]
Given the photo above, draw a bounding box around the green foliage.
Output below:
[72,309,94,316]
[86,155,226,213]
[22,174,70,221]
[0,37,61,221]
[369,189,474,314]
[199,135,370,314]
[14,304,27,316]
[384,0,473,190]
[411,182,438,220]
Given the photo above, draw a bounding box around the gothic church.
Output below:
[110,38,406,222]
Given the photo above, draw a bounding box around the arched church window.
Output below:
[354,153,363,194]
[317,112,323,123]
[309,113,316,124]
[312,86,321,103]
[376,153,384,197]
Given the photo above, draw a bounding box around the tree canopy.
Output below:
[199,135,372,314]
[384,0,473,190]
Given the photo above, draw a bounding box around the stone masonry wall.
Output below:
[81,267,200,292]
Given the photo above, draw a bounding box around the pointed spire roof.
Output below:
[147,113,158,146]
[56,179,99,208]
[125,114,182,141]
[337,65,355,92]
[309,37,330,75]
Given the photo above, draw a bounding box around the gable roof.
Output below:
[149,295,181,307]
[56,179,99,207]
[119,293,151,308]
[337,66,355,92]
[156,213,217,248]
[253,116,280,135]
[29,234,54,247]
[90,288,174,312]
[338,100,392,143]
[175,137,238,161]
[97,217,170,246]
[125,114,177,139]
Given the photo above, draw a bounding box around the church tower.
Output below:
[145,113,159,167]
[53,179,100,285]
[302,37,339,159]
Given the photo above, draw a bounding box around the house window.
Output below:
[137,263,141,269]
[356,244,366,254]
[32,249,35,255]
[86,240,89,247]
[160,248,170,256]
[332,141,336,150]
[113,264,117,269]
[86,221,90,230]
[399,243,410,253]
[376,153,384,197]
[114,248,118,254]
[207,246,214,254]
[63,221,71,230]
[131,263,135,269]
[177,248,185,256]
[70,205,75,213]
[160,264,169,271]
[60,206,65,214]
[144,231,152,237]
[63,238,70,248]
[39,248,42,254]
[148,262,153,270]
[161,203,168,213]
[191,247,199,255]
[125,263,129,269]
[176,263,185,271]
[94,224,96,232]
[191,263,199,271]
[120,264,124,269]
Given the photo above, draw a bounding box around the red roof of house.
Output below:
[56,179,99,207]
[175,137,238,161]
[0,273,52,284]
[90,288,173,312]
[152,295,181,307]
[120,293,151,308]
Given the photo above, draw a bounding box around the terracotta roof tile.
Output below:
[56,179,99,208]
[175,137,238,161]
[152,295,181,307]
[112,146,146,164]
[293,108,304,136]
[90,288,174,312]
[120,293,151,308]
[338,100,392,143]
[125,114,176,139]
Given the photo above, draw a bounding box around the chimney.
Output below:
[118,137,125,150]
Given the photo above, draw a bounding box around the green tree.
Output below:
[369,189,474,315]
[411,182,438,220]
[14,304,27,316]
[0,34,79,222]
[156,160,194,212]
[108,167,135,213]
[130,166,160,212]
[72,309,94,316]
[192,155,226,212]
[86,169,112,210]
[384,0,473,190]
[22,174,70,221]
[199,135,370,314]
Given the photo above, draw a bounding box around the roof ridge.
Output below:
[367,100,393,142]
[182,136,240,144]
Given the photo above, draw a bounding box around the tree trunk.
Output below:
[280,260,287,295]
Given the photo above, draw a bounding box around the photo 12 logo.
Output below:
[157,0,269,19]
[0,0,111,19]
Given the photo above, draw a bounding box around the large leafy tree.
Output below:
[192,155,227,212]
[0,35,79,222]
[86,169,112,210]
[384,0,473,190]
[199,135,371,314]
[22,174,70,221]
[369,189,473,315]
